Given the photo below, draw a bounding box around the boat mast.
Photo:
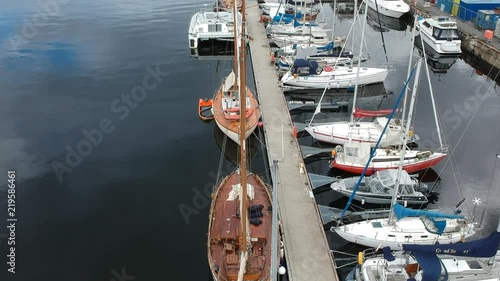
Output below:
[349,3,368,123]
[418,35,444,149]
[232,0,239,89]
[399,14,418,147]
[350,0,357,68]
[238,0,248,279]
[331,0,336,54]
[388,58,423,224]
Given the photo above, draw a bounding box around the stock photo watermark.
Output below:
[3,0,70,56]
[51,63,169,182]
[417,83,495,149]
[178,161,236,225]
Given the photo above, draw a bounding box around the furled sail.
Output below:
[352,108,396,118]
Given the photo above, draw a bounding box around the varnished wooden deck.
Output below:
[213,84,261,140]
[208,171,273,281]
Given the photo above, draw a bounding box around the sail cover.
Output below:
[403,231,500,258]
[352,108,395,118]
[223,71,237,92]
[393,203,464,220]
[292,59,319,75]
[412,251,447,281]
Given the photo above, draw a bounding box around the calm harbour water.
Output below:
[0,0,499,280]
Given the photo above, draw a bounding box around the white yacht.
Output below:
[188,9,241,49]
[364,0,410,18]
[416,16,462,54]
[280,59,388,89]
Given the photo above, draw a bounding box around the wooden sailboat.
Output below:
[207,1,274,280]
[212,0,260,145]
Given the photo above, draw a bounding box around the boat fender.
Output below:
[324,66,333,72]
[331,150,337,157]
[358,252,363,265]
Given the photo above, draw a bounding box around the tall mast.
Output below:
[419,35,444,149]
[239,0,248,255]
[399,14,418,147]
[388,58,423,224]
[232,3,239,89]
[349,3,368,123]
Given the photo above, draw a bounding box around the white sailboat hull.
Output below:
[332,217,476,250]
[281,66,388,89]
[214,119,257,144]
[305,119,406,147]
[333,143,447,175]
[359,250,500,281]
[269,34,331,48]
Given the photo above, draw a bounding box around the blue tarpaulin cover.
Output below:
[412,251,447,281]
[403,231,500,258]
[393,203,464,220]
[292,59,319,75]
[382,247,395,261]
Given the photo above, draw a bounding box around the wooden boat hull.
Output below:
[212,84,260,145]
[207,171,275,281]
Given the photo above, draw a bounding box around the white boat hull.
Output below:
[305,120,406,147]
[364,0,410,18]
[188,11,242,49]
[416,18,462,54]
[269,34,331,48]
[332,217,476,250]
[281,67,388,89]
[214,119,257,144]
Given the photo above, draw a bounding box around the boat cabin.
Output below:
[367,170,416,195]
[420,17,461,41]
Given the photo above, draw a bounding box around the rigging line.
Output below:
[373,1,389,63]
[338,62,418,221]
[438,59,500,164]
[216,130,229,185]
[435,61,500,180]
[480,151,500,226]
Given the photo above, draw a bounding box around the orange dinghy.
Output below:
[198,98,214,121]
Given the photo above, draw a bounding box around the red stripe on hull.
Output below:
[331,155,447,175]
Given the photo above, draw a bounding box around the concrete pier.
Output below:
[246,1,340,280]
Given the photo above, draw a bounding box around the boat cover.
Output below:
[412,251,447,281]
[317,41,334,51]
[292,59,319,75]
[403,231,500,258]
[293,19,318,27]
[382,247,395,261]
[393,203,464,220]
